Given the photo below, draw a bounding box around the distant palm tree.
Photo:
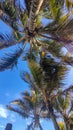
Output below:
[0,0,73,71]
[54,89,73,130]
[7,90,49,130]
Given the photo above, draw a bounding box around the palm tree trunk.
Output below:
[48,106,60,130]
[28,0,43,32]
[39,123,43,130]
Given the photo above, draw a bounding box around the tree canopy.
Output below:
[0,0,73,130]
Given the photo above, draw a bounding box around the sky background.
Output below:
[0,2,73,130]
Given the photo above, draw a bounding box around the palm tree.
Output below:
[7,46,73,130]
[0,1,73,129]
[7,90,49,130]
[54,89,73,130]
[0,0,73,72]
[25,51,70,130]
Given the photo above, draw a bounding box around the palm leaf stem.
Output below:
[35,39,42,46]
[28,0,44,32]
[39,33,60,42]
[38,123,43,130]
[39,33,73,44]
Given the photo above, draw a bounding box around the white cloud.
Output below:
[0,104,16,122]
[0,104,17,123]
[0,105,8,118]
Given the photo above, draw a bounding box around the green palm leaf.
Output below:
[0,1,16,27]
[0,47,23,71]
[28,60,43,86]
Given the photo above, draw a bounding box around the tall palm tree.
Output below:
[28,51,73,130]
[0,0,73,72]
[24,50,70,130]
[0,1,73,129]
[7,44,73,130]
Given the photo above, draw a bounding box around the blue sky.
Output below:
[0,4,73,130]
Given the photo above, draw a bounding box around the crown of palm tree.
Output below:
[0,0,73,71]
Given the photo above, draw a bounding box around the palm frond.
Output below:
[1,1,16,19]
[62,54,73,66]
[63,85,73,94]
[0,1,17,28]
[0,40,18,50]
[24,0,31,16]
[20,71,31,84]
[40,57,68,90]
[28,0,44,32]
[57,94,70,110]
[0,47,23,71]
[49,0,62,20]
[66,0,73,11]
[11,99,25,108]
[21,91,30,96]
[39,39,62,57]
[0,9,13,26]
[58,121,65,130]
[0,31,18,49]
[14,0,22,19]
[28,60,43,86]
[0,1,24,37]
[7,105,29,118]
[42,16,73,54]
